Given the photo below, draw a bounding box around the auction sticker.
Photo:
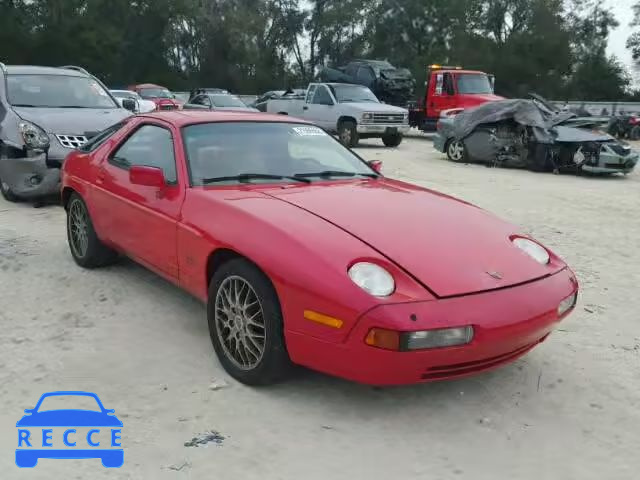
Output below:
[292,126,326,136]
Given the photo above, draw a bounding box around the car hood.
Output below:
[16,410,122,427]
[457,93,504,108]
[340,103,407,113]
[265,179,564,297]
[12,107,132,135]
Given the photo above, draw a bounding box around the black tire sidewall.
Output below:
[66,193,116,268]
[382,133,403,147]
[207,258,290,385]
[338,121,358,148]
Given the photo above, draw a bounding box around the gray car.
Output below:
[0,64,134,201]
[182,93,259,112]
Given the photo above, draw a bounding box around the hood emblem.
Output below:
[486,271,503,280]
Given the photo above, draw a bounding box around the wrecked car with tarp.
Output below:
[434,95,637,175]
[317,60,415,107]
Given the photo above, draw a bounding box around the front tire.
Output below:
[446,139,467,162]
[630,125,640,140]
[382,133,403,147]
[338,120,359,148]
[207,258,291,385]
[66,193,118,268]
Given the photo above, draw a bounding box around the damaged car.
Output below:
[318,60,415,107]
[434,95,637,175]
[0,64,134,202]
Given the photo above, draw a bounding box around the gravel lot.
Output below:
[1,134,639,479]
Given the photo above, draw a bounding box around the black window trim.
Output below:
[78,120,128,153]
[107,120,179,186]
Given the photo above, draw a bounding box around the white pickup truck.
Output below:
[266,83,410,147]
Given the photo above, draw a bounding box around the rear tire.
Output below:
[446,139,467,162]
[382,133,403,147]
[630,125,640,140]
[207,258,291,385]
[338,120,359,148]
[66,193,118,268]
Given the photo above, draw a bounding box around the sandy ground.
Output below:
[1,134,639,479]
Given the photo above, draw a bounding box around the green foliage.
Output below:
[0,0,633,99]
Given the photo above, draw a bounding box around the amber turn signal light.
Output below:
[365,328,400,351]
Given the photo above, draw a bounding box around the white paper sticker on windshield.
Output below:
[292,126,326,136]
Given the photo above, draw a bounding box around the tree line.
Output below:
[1,0,639,100]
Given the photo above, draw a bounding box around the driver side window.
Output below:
[110,125,177,184]
[312,86,333,105]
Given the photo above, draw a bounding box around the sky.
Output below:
[605,0,637,81]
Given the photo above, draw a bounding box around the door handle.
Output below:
[96,168,106,184]
[303,106,308,110]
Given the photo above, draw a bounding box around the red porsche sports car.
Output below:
[61,111,578,386]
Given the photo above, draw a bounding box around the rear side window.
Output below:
[78,122,127,152]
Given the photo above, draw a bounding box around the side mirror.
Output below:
[122,98,137,112]
[129,165,166,187]
[368,160,383,174]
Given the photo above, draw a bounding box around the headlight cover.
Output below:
[19,121,50,150]
[348,262,395,297]
[512,237,550,265]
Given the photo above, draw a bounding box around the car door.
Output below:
[305,85,336,130]
[430,72,456,118]
[91,120,185,281]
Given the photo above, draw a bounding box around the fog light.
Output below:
[557,292,577,316]
[29,175,42,186]
[405,326,474,350]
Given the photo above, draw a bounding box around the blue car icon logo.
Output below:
[16,391,123,468]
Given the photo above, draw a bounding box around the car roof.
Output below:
[133,83,166,89]
[4,65,87,76]
[138,110,310,127]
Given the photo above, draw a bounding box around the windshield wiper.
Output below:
[11,104,38,107]
[201,173,311,184]
[294,170,378,179]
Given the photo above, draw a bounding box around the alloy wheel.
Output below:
[69,199,89,258]
[215,276,266,370]
[448,140,464,161]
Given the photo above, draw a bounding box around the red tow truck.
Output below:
[408,65,503,131]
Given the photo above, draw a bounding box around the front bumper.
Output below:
[357,124,410,135]
[433,133,448,153]
[286,268,578,385]
[582,150,638,174]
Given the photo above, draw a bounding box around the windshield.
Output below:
[210,95,247,108]
[173,92,190,103]
[183,122,376,185]
[7,74,117,108]
[330,85,379,103]
[456,74,493,94]
[139,87,173,99]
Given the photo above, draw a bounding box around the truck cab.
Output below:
[409,65,503,131]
